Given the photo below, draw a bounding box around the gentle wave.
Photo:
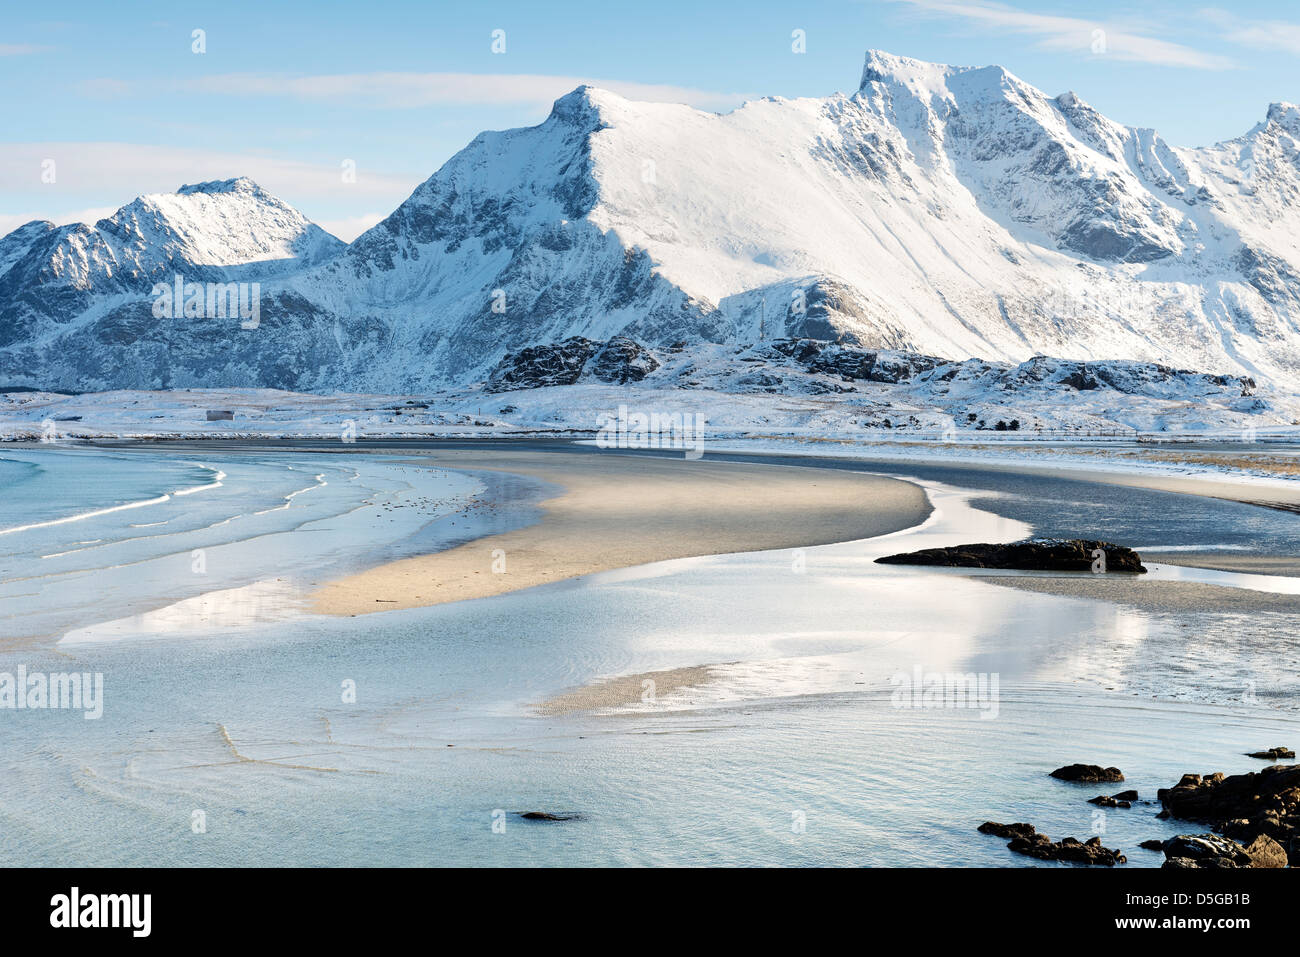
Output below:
[0,463,227,538]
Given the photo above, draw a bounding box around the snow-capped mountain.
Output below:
[0,178,344,388]
[3,51,1300,394]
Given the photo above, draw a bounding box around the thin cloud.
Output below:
[0,142,416,199]
[0,206,115,237]
[889,0,1236,70]
[1201,8,1300,56]
[187,72,757,112]
[0,44,48,55]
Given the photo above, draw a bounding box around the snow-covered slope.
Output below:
[2,52,1300,394]
[0,178,344,388]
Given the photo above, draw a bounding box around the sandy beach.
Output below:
[310,449,931,616]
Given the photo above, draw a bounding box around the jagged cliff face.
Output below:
[2,51,1299,392]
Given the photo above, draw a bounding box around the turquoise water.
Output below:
[0,447,1296,866]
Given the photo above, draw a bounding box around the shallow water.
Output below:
[0,447,1296,866]
[0,447,553,643]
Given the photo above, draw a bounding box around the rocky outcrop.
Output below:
[1246,747,1295,760]
[768,339,940,383]
[483,336,660,391]
[877,540,1146,573]
[484,337,600,392]
[1050,764,1125,783]
[1159,832,1287,868]
[1243,834,1290,868]
[1157,765,1300,865]
[979,822,1126,865]
[1160,833,1253,868]
[586,336,660,384]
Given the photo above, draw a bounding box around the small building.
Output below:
[205,410,235,421]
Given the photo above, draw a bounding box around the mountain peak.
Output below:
[548,84,627,125]
[859,49,952,90]
[858,49,1028,106]
[175,176,263,197]
[1266,101,1300,133]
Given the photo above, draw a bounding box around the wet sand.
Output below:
[983,574,1300,615]
[309,450,931,617]
[536,664,721,715]
[1142,553,1300,578]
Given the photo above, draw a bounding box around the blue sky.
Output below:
[4,0,1300,240]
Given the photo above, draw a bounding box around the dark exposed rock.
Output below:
[1051,764,1125,784]
[1011,834,1126,866]
[1246,747,1295,760]
[1160,833,1252,869]
[877,539,1146,573]
[1088,795,1131,808]
[1060,368,1100,390]
[1243,834,1289,868]
[767,338,940,383]
[1139,839,1165,851]
[978,821,1037,840]
[483,335,660,391]
[979,822,1126,865]
[1089,788,1139,807]
[585,335,660,384]
[484,336,599,392]
[1157,764,1300,865]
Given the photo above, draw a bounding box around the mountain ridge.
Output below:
[2,51,1299,393]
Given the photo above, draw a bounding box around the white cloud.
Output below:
[187,71,757,112]
[889,0,1236,70]
[0,44,47,56]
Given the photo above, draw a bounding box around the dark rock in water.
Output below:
[518,811,582,822]
[1051,764,1125,784]
[1088,795,1132,808]
[978,821,1037,840]
[1246,746,1295,760]
[979,822,1126,865]
[1089,788,1139,807]
[1139,839,1165,851]
[1160,834,1252,869]
[485,337,599,392]
[585,336,660,384]
[1011,835,1126,866]
[875,539,1146,573]
[1157,764,1300,865]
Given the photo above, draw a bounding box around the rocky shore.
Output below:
[981,752,1296,867]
